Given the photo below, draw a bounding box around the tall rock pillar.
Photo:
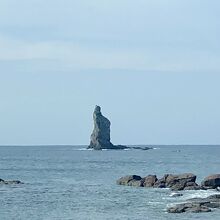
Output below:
[88,105,114,150]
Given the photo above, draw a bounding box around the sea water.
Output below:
[0,145,220,220]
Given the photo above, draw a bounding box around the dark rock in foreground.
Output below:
[0,178,23,185]
[167,203,211,213]
[88,106,127,150]
[117,173,220,214]
[167,194,220,213]
[201,174,220,189]
[117,173,202,191]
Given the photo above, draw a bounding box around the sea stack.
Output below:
[88,105,127,150]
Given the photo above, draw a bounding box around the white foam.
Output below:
[75,148,92,151]
[169,192,183,197]
[183,189,220,200]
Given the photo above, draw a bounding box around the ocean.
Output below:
[0,145,220,220]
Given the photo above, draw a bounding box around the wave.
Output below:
[75,148,92,151]
[183,189,220,200]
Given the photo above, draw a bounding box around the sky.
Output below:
[0,0,220,145]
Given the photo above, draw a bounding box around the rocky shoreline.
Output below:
[117,173,220,213]
[117,173,220,191]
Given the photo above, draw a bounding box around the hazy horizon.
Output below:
[0,0,220,145]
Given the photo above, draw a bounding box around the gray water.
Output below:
[0,145,220,220]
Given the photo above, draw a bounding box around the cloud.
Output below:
[0,33,220,73]
[0,0,220,73]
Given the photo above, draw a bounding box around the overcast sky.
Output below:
[0,0,220,145]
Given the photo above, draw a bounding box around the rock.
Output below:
[170,182,185,191]
[0,179,23,185]
[142,175,157,187]
[167,203,211,213]
[172,181,202,191]
[165,173,197,187]
[185,181,198,187]
[184,185,202,190]
[116,175,143,187]
[154,175,167,188]
[3,180,23,184]
[168,194,220,213]
[140,146,153,150]
[188,194,220,203]
[116,173,203,191]
[154,173,197,191]
[131,146,153,150]
[88,106,127,150]
[201,174,220,189]
[184,182,202,190]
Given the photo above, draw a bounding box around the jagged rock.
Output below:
[201,174,220,189]
[88,106,127,150]
[142,175,158,187]
[116,175,143,187]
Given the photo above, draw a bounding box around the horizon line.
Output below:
[0,144,220,147]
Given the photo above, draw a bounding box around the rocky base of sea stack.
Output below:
[0,178,23,185]
[87,145,153,150]
[87,144,128,150]
[117,173,220,191]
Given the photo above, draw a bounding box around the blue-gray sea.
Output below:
[0,145,220,220]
